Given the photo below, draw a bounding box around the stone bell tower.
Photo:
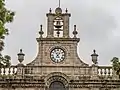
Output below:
[27,6,88,67]
[47,7,70,38]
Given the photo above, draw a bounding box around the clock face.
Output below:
[50,48,65,63]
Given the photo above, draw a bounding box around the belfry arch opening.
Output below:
[53,17,64,37]
[49,81,66,90]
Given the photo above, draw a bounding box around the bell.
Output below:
[55,21,62,29]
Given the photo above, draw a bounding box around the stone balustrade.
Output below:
[0,65,115,80]
[0,66,17,76]
[98,66,113,78]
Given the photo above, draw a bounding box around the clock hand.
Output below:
[56,54,60,58]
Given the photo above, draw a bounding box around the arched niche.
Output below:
[45,72,69,90]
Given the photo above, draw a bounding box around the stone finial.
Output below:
[39,25,44,38]
[17,49,25,64]
[55,7,62,15]
[73,25,78,38]
[91,49,98,65]
[65,8,68,13]
[49,8,52,13]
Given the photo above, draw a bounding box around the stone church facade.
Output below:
[0,6,120,90]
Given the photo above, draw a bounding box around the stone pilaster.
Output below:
[16,64,25,79]
[91,65,98,79]
[63,14,71,38]
[46,13,54,38]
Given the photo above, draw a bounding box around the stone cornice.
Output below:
[36,38,80,42]
[69,80,120,88]
[0,79,120,88]
[0,79,45,88]
[46,13,71,17]
[25,65,90,68]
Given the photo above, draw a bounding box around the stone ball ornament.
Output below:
[55,7,62,15]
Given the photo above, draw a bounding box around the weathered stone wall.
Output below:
[69,88,90,90]
[0,88,44,90]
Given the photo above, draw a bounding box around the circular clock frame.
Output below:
[50,47,65,63]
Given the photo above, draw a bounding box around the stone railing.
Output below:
[98,66,113,78]
[0,65,115,80]
[0,66,17,76]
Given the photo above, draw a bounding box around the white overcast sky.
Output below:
[4,0,120,66]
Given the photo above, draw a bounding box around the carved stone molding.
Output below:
[45,72,69,88]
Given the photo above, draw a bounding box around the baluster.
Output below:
[104,68,107,76]
[13,67,15,74]
[8,67,11,75]
[108,68,110,76]
[98,69,99,75]
[111,69,113,76]
[3,68,5,75]
[100,68,103,76]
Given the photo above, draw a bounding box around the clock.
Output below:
[50,48,65,63]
